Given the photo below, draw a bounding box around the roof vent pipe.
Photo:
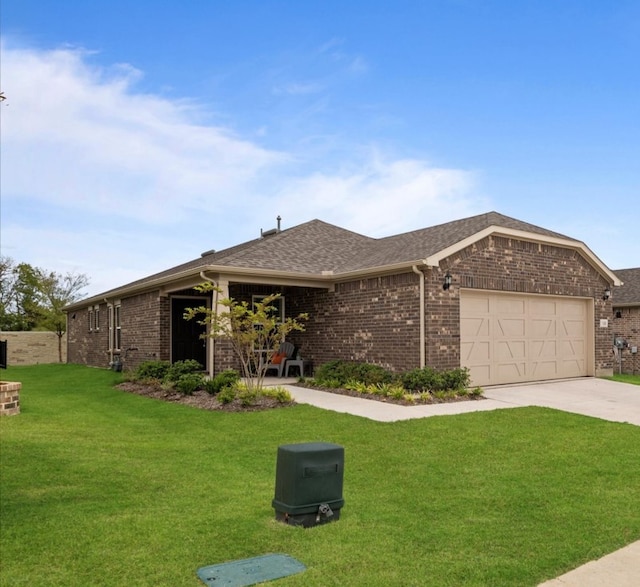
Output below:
[260,215,282,238]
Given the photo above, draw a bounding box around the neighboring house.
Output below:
[611,268,640,375]
[65,211,622,387]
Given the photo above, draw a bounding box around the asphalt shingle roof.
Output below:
[613,268,640,305]
[86,211,582,301]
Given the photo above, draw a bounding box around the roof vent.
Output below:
[261,215,282,238]
[200,249,216,257]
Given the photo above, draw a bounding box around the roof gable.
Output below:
[613,268,640,306]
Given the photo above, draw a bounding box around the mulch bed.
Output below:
[117,381,484,412]
[116,382,294,413]
[293,381,485,406]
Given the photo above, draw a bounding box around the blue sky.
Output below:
[1,0,639,297]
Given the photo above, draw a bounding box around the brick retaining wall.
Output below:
[0,381,21,415]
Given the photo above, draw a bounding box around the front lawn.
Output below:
[1,364,639,586]
[606,373,640,386]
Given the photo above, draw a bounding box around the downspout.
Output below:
[412,265,426,368]
[199,271,217,377]
[104,298,112,367]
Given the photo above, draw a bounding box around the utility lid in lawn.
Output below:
[197,553,306,587]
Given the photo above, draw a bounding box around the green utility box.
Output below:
[272,442,344,528]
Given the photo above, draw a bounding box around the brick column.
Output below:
[0,381,21,416]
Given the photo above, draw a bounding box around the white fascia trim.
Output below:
[66,265,333,310]
[422,226,622,286]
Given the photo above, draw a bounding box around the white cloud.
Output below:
[1,42,286,224]
[0,41,484,295]
[273,154,483,237]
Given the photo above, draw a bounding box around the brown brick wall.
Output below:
[67,292,168,370]
[0,331,67,365]
[66,303,110,367]
[432,235,614,375]
[67,234,617,378]
[284,273,421,373]
[119,292,168,370]
[612,306,640,375]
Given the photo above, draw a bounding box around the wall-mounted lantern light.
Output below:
[443,272,452,291]
[603,288,611,301]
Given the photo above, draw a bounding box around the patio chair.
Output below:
[264,341,296,377]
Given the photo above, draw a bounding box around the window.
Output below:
[94,305,100,331]
[114,305,121,351]
[88,308,94,331]
[108,303,121,351]
[108,306,113,350]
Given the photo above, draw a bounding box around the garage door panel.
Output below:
[497,318,525,337]
[461,341,491,362]
[497,362,526,380]
[497,340,525,359]
[562,319,585,336]
[496,298,526,314]
[531,319,556,337]
[531,360,560,379]
[461,317,489,337]
[531,340,557,358]
[530,299,558,315]
[461,291,591,386]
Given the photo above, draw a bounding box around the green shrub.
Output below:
[401,366,470,392]
[174,373,204,395]
[217,386,237,404]
[261,387,294,404]
[439,367,471,391]
[135,360,171,381]
[204,369,240,395]
[165,359,203,382]
[239,388,259,406]
[401,366,438,391]
[315,360,393,387]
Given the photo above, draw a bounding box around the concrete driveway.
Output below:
[483,377,640,426]
[284,377,640,425]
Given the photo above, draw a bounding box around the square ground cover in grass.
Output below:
[197,553,306,586]
[1,365,639,587]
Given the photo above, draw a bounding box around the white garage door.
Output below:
[460,290,592,386]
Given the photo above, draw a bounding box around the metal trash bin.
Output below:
[272,442,344,528]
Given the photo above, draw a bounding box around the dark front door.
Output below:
[171,297,207,368]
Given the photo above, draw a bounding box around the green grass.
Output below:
[606,373,640,386]
[2,365,639,586]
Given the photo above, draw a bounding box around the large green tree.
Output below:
[0,256,89,361]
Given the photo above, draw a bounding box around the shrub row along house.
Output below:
[65,211,639,385]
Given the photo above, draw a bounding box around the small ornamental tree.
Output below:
[184,283,308,393]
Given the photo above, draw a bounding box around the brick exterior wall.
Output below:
[611,306,640,375]
[67,292,169,371]
[67,302,110,367]
[0,331,67,365]
[431,235,613,376]
[67,234,617,379]
[284,273,421,373]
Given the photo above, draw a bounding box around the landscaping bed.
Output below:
[294,380,485,405]
[116,381,294,412]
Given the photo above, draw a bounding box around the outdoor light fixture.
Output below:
[603,288,611,301]
[443,272,452,290]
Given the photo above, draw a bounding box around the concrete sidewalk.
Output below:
[281,377,640,587]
